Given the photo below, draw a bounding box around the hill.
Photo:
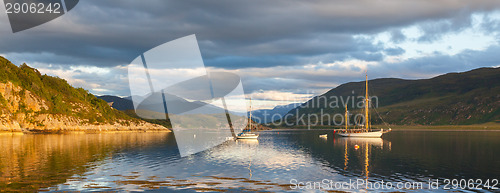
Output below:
[251,103,302,123]
[97,95,134,111]
[0,56,169,132]
[97,95,260,130]
[277,67,500,126]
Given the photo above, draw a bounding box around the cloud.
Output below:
[384,47,406,56]
[390,29,407,43]
[2,0,500,68]
[28,62,131,97]
[371,44,500,79]
[416,10,474,43]
[247,90,314,110]
[207,59,374,96]
[479,11,500,35]
[2,0,500,103]
[251,90,313,101]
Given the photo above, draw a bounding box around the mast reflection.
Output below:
[334,137,391,179]
[236,139,259,179]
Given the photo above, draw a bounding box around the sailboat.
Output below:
[237,98,259,139]
[337,73,391,138]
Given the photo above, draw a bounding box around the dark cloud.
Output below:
[2,0,500,69]
[417,10,474,42]
[390,29,407,43]
[370,44,500,79]
[2,0,500,97]
[204,55,301,69]
[480,12,500,35]
[384,47,405,56]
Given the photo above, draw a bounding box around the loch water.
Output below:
[0,129,498,192]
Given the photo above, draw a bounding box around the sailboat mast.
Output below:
[365,73,369,131]
[345,104,348,130]
[249,97,253,130]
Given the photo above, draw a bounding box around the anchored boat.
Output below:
[237,98,259,139]
[237,131,259,139]
[337,73,391,138]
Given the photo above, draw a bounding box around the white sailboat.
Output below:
[237,98,259,139]
[237,132,259,139]
[337,73,391,138]
[337,130,386,138]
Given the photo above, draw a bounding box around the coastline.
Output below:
[0,129,172,134]
[386,124,500,130]
[0,121,172,134]
[268,122,500,131]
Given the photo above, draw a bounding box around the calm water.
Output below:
[0,130,499,192]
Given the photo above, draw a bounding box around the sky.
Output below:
[1,0,500,110]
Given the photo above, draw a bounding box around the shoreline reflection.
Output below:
[0,132,171,192]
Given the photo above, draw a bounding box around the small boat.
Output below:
[319,134,328,138]
[237,98,259,140]
[237,132,259,139]
[337,72,391,138]
[337,129,389,138]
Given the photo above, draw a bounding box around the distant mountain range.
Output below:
[278,67,500,126]
[98,95,246,116]
[98,94,248,129]
[101,67,500,126]
[98,95,134,111]
[251,103,302,123]
[98,95,300,124]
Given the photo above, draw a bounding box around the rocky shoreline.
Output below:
[0,81,171,133]
[0,118,171,133]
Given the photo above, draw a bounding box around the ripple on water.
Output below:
[2,130,498,192]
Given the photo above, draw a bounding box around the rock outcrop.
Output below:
[0,81,169,132]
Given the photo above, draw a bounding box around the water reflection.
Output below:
[0,132,172,192]
[52,133,331,192]
[334,137,391,180]
[1,130,499,192]
[236,139,259,180]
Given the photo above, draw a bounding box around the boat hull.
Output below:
[236,135,259,139]
[337,130,385,138]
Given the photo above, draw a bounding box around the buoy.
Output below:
[354,145,360,150]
